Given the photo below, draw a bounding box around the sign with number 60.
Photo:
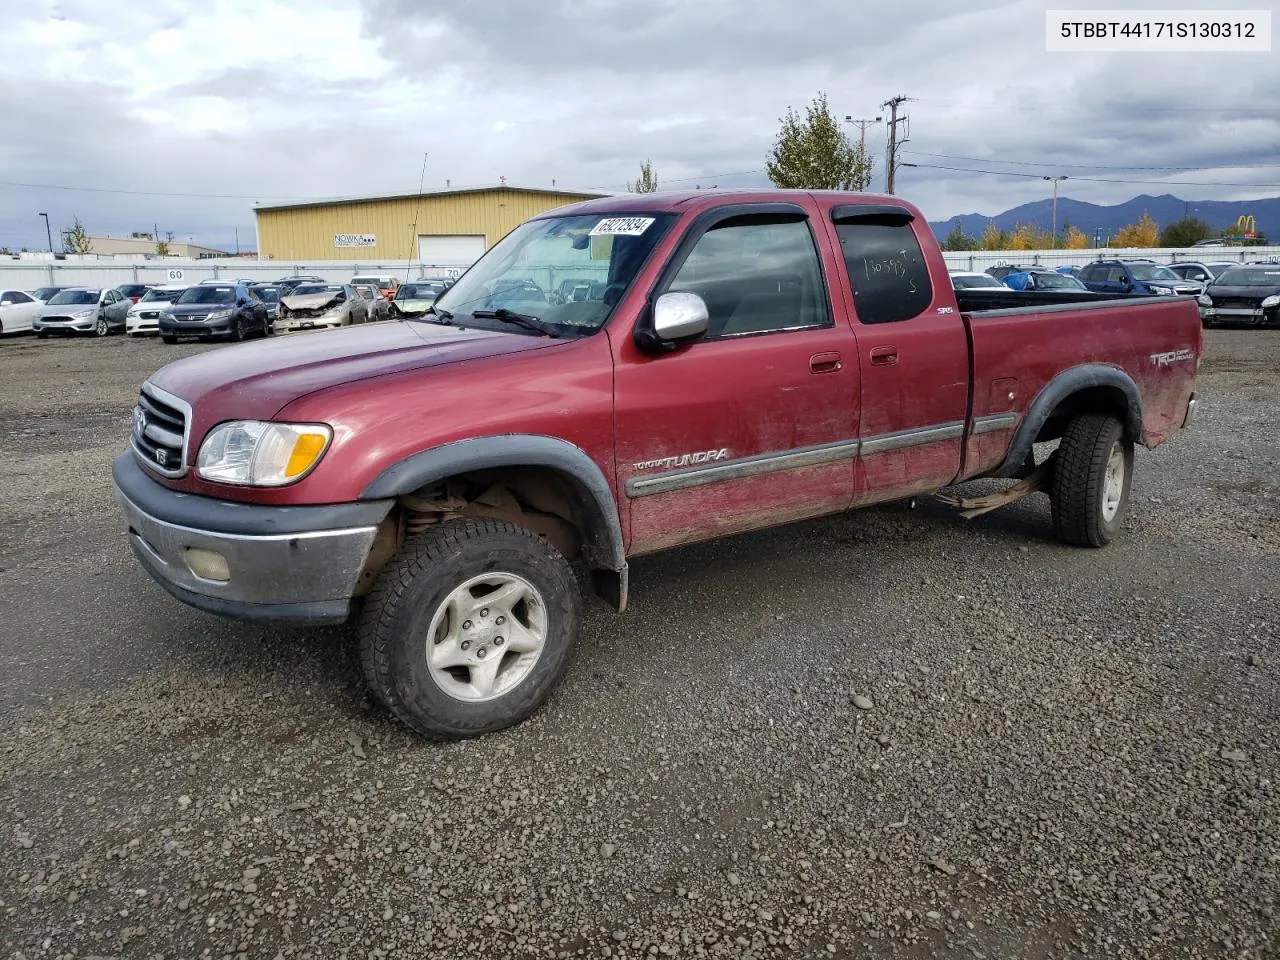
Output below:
[166,269,185,282]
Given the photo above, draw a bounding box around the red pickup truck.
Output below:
[114,191,1201,738]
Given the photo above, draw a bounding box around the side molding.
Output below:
[994,364,1143,478]
[360,433,628,581]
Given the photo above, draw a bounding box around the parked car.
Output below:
[35,287,131,337]
[389,281,448,318]
[1002,270,1090,292]
[116,283,153,304]
[351,275,400,301]
[276,283,367,332]
[353,284,391,323]
[1197,264,1280,327]
[0,289,43,335]
[249,284,283,330]
[949,271,1011,291]
[30,285,74,304]
[1054,265,1082,278]
[1167,261,1240,287]
[984,263,1039,281]
[126,285,188,336]
[159,281,270,343]
[1078,260,1202,297]
[274,275,326,295]
[112,190,1201,739]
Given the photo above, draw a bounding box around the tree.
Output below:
[1109,211,1159,248]
[766,92,873,191]
[1009,222,1055,251]
[1062,225,1090,249]
[61,216,93,254]
[628,159,659,194]
[1158,217,1213,248]
[155,231,174,256]
[978,221,1010,250]
[942,220,978,251]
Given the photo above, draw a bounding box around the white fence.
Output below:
[2,246,1277,292]
[940,245,1280,272]
[0,258,469,292]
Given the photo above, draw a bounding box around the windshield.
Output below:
[1128,264,1179,282]
[48,289,98,305]
[178,286,236,305]
[1033,272,1085,289]
[397,283,444,300]
[952,274,1003,289]
[32,287,65,300]
[142,287,186,302]
[253,287,280,302]
[292,284,343,296]
[433,213,677,335]
[1214,268,1280,286]
[1207,263,1235,277]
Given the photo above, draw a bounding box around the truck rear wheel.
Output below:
[358,518,581,739]
[1050,413,1133,547]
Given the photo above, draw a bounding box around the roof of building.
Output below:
[253,184,612,213]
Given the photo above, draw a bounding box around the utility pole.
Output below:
[1043,176,1067,245]
[881,95,913,195]
[844,115,882,191]
[38,213,53,253]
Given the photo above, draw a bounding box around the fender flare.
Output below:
[360,434,627,576]
[994,364,1143,478]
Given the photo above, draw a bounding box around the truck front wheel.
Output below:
[359,518,582,739]
[1050,413,1134,547]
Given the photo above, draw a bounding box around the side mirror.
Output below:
[638,292,709,353]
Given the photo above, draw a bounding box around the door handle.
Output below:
[870,345,898,366]
[809,351,842,374]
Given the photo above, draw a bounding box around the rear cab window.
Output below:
[831,207,933,324]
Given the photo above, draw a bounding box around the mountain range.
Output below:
[928,193,1280,243]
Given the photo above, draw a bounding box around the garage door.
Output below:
[417,234,487,267]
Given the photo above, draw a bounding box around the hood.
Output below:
[281,291,345,311]
[148,319,559,426]
[1206,283,1280,300]
[169,302,234,316]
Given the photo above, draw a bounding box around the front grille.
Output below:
[41,315,75,323]
[131,384,190,478]
[140,311,159,319]
[1214,297,1261,310]
[177,313,210,323]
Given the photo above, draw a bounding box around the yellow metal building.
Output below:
[254,185,608,263]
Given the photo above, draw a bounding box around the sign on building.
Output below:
[334,234,376,248]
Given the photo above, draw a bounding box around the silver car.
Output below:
[353,283,391,323]
[276,283,369,332]
[35,287,131,337]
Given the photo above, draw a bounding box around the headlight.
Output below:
[207,309,234,320]
[196,421,332,486]
[1198,294,1213,307]
[1262,295,1280,308]
[1148,286,1173,296]
[73,309,95,319]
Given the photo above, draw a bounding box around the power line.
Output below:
[901,150,1280,172]
[0,179,318,200]
[900,161,1280,189]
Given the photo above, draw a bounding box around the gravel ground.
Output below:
[1,331,1277,959]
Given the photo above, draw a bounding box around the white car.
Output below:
[0,289,43,335]
[949,271,1013,291]
[126,284,189,336]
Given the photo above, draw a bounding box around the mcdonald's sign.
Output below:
[1232,214,1257,239]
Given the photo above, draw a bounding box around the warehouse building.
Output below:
[253,184,608,264]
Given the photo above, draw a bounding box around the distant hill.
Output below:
[928,193,1280,243]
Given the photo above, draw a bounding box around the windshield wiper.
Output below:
[470,308,559,338]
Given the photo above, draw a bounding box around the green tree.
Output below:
[155,231,174,256]
[628,159,658,194]
[1158,217,1214,247]
[61,216,93,254]
[942,220,978,251]
[766,92,873,191]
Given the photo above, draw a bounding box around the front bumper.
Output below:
[36,318,95,332]
[112,453,393,623]
[159,318,232,336]
[278,316,345,332]
[1200,306,1275,325]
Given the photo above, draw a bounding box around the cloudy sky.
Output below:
[2,0,1277,251]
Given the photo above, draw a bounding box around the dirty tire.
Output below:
[95,317,109,337]
[231,317,245,342]
[359,518,581,739]
[1051,413,1133,548]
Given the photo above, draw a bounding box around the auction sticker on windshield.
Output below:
[589,217,655,237]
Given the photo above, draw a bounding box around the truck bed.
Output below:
[955,289,1158,313]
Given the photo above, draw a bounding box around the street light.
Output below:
[38,212,53,253]
[1043,176,1068,245]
